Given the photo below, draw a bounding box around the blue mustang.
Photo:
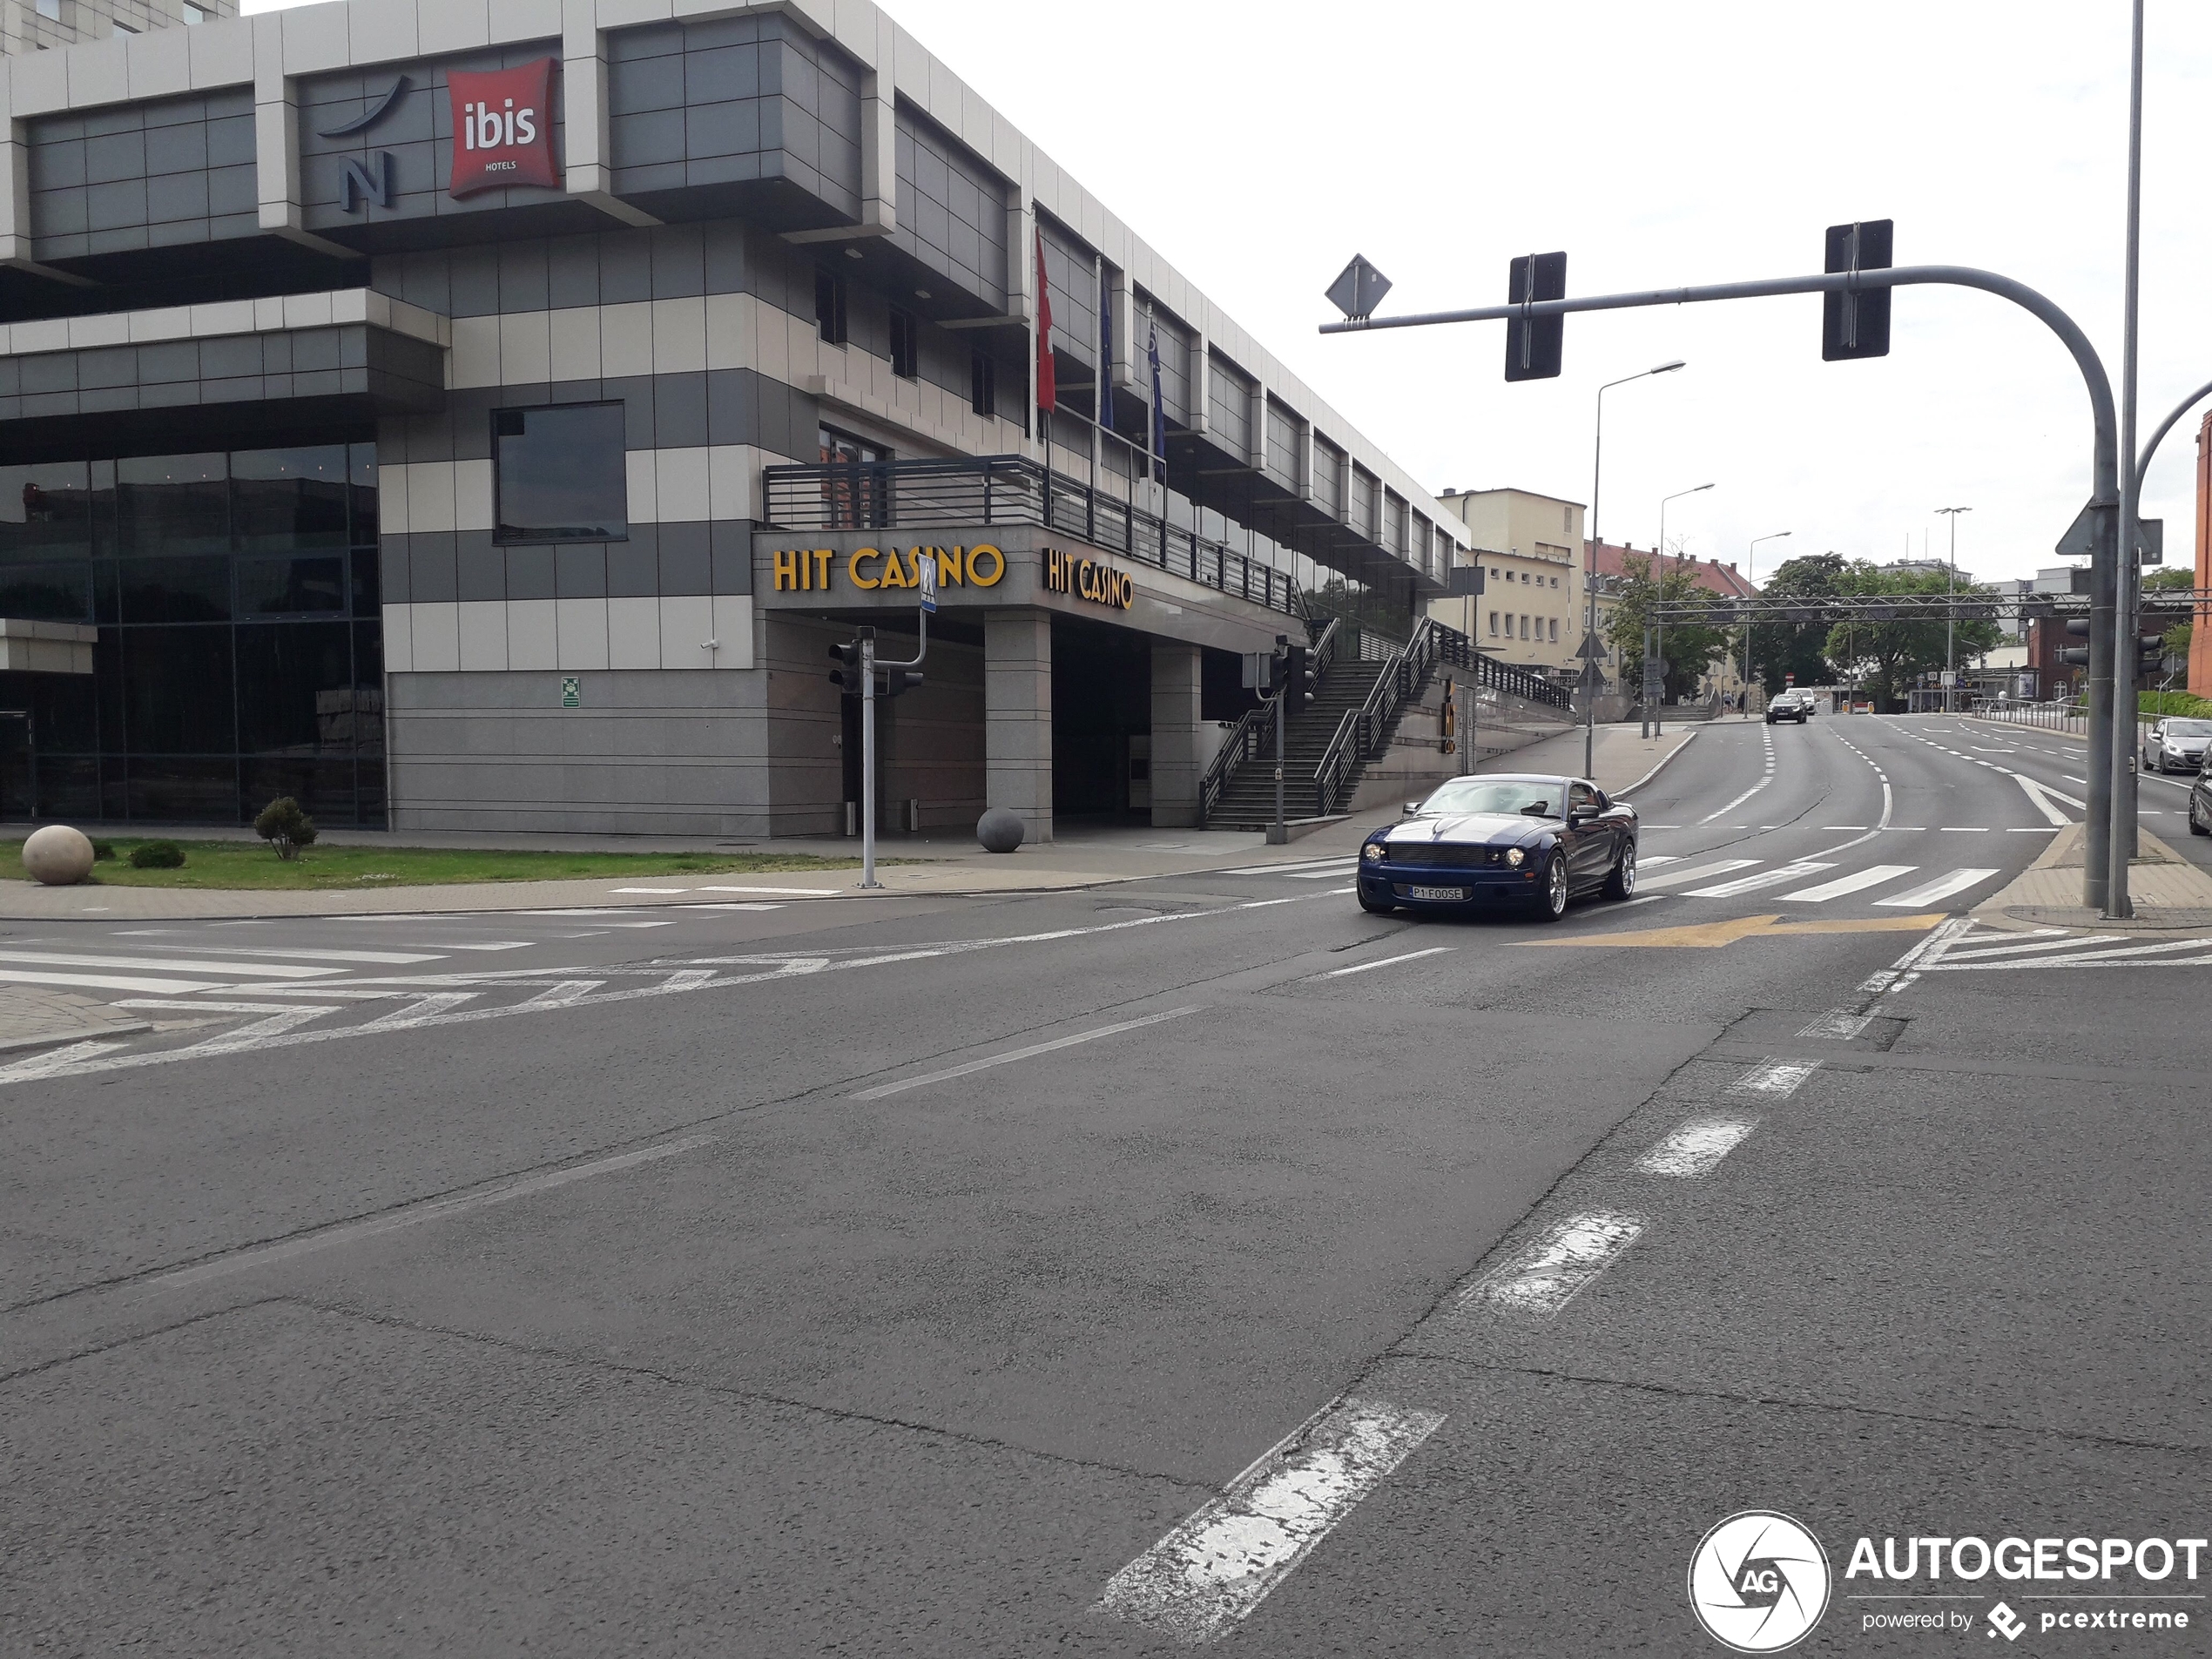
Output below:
[1355,773,1639,923]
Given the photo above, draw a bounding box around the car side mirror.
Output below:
[1401,801,1424,819]
[1569,806,1599,826]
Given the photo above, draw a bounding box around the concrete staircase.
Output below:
[1208,657,1391,828]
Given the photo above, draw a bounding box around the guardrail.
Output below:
[762,455,1305,623]
[1972,700,2088,735]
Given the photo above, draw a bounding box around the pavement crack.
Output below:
[0,1296,293,1390]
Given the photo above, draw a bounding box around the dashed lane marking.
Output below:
[1636,1116,1760,1178]
[1729,1059,1820,1097]
[1096,1396,1444,1646]
[1874,869,2000,907]
[1463,1211,1645,1317]
[850,1006,1201,1101]
[1797,1009,1874,1040]
[1318,947,1454,979]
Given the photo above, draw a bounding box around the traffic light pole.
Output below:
[2107,0,2146,912]
[858,611,929,891]
[1323,261,2124,914]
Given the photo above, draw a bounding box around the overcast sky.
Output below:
[248,0,2212,586]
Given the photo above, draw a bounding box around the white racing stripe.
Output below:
[1318,947,1454,979]
[851,1006,1200,1100]
[1097,1396,1444,1646]
[1778,865,1916,902]
[1464,1211,1644,1317]
[1637,1116,1759,1178]
[1686,861,1834,898]
[1874,869,1999,907]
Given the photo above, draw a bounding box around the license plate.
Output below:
[1407,884,1467,901]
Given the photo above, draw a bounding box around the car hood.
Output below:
[1383,813,1554,849]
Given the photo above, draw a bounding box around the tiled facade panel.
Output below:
[381,368,814,467]
[1312,438,1345,518]
[1038,223,1096,373]
[379,521,753,608]
[892,104,1008,312]
[1207,354,1251,454]
[1264,399,1301,493]
[299,43,568,236]
[29,89,256,261]
[0,326,441,421]
[1384,489,1406,555]
[607,15,862,224]
[1348,464,1377,539]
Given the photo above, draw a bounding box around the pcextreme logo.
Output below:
[447,60,560,198]
[1688,1512,1832,1653]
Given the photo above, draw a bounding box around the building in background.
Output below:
[0,0,1461,838]
[1586,540,1757,700]
[1,0,227,55]
[1432,486,1585,683]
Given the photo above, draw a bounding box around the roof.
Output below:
[1588,540,1759,597]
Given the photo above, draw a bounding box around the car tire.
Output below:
[1358,888,1395,914]
[1603,839,1637,900]
[1532,852,1570,922]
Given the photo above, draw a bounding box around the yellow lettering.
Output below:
[879,548,911,590]
[968,544,1005,587]
[773,550,799,590]
[813,550,833,589]
[940,546,964,585]
[848,547,882,590]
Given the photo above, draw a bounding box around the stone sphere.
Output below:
[23,825,96,886]
[975,808,1026,854]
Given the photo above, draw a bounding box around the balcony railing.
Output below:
[761,455,1305,622]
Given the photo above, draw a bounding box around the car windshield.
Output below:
[1417,779,1562,819]
[2161,719,2212,738]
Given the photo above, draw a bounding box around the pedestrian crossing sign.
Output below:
[561,677,581,707]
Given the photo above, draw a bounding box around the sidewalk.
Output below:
[1973,821,2212,933]
[0,723,1692,923]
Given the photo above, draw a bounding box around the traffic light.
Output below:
[1823,219,1893,361]
[1285,644,1316,706]
[2055,617,2090,669]
[880,668,924,699]
[2136,630,2167,678]
[829,637,865,696]
[1504,251,1567,381]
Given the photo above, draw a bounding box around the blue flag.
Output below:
[1098,270,1115,431]
[1146,312,1166,482]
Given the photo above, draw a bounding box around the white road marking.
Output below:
[1939,826,1990,833]
[1224,857,1349,877]
[1285,868,1354,880]
[1466,1211,1644,1316]
[1874,869,2000,907]
[1821,825,1869,831]
[1097,1396,1444,1645]
[1639,858,1761,890]
[1637,1116,1759,1178]
[2012,773,2074,826]
[0,948,342,979]
[851,1006,1201,1100]
[144,1133,718,1294]
[1318,947,1455,979]
[1857,916,1973,994]
[1777,865,1916,902]
[610,887,691,894]
[1729,1059,1819,1096]
[697,885,845,896]
[356,992,480,1030]
[0,1037,134,1082]
[0,966,234,995]
[523,981,605,1006]
[1939,931,2120,961]
[125,944,445,965]
[1639,854,1684,867]
[1686,861,1835,898]
[1797,1009,1873,1039]
[1930,937,2212,970]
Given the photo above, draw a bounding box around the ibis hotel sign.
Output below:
[448,61,561,196]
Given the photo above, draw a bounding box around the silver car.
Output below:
[2141,717,2212,774]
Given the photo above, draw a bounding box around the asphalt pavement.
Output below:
[3,714,2207,1656]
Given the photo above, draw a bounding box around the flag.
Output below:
[1146,309,1166,482]
[1034,226,1055,413]
[1098,268,1114,431]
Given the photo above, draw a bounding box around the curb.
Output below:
[1615,729,1699,799]
[0,1021,151,1055]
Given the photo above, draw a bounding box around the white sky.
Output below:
[244,0,2212,587]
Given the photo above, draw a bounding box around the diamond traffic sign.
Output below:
[1325,255,1392,321]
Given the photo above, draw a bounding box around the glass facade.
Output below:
[0,443,383,826]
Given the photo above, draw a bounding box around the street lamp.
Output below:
[1744,530,1791,717]
[1585,359,1686,774]
[1936,505,1972,710]
[1649,482,1716,738]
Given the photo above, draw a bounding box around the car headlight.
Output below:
[1362,842,1386,862]
[1505,846,1526,867]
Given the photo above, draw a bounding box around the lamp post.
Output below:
[1744,529,1791,717]
[1586,360,1685,774]
[1649,482,1715,737]
[1936,505,1972,710]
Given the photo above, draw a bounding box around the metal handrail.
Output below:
[1197,616,1340,826]
[762,454,1306,624]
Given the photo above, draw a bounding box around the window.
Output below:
[971,350,996,417]
[889,307,918,380]
[1550,576,1560,588]
[36,0,60,17]
[1548,618,1559,643]
[1488,611,1500,637]
[184,3,207,19]
[815,268,848,346]
[493,404,629,544]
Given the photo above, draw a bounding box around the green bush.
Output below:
[88,839,115,861]
[253,795,319,860]
[2140,690,2212,719]
[128,840,185,869]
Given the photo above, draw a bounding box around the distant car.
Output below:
[2190,757,2212,837]
[1356,773,1638,923]
[2141,717,2212,774]
[1766,691,1813,725]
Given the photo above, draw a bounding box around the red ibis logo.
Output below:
[447,60,559,198]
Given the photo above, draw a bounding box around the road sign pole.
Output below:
[860,633,879,889]
[2106,0,2147,915]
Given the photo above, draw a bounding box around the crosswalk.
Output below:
[0,933,537,998]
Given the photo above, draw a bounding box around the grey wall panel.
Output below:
[1207,353,1251,455]
[1038,222,1096,371]
[1264,399,1301,493]
[891,103,1008,312]
[381,524,751,599]
[30,88,256,261]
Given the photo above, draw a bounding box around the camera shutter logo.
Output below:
[447,60,561,198]
[1687,1511,1831,1652]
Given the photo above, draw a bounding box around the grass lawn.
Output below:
[7,838,880,892]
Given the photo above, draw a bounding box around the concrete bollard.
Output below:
[23,825,96,886]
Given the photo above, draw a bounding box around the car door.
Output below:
[1565,782,1610,887]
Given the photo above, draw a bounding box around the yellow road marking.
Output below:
[1519,914,1948,948]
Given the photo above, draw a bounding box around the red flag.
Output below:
[1035,226,1056,411]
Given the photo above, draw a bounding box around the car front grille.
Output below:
[1389,844,1504,868]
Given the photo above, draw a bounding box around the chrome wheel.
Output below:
[1604,840,1637,900]
[1534,853,1570,922]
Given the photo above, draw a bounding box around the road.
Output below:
[3,715,2207,1656]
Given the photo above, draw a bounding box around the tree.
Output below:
[1600,548,1731,702]
[1821,563,2003,710]
[253,796,319,861]
[1750,552,1848,692]
[2146,566,2195,663]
